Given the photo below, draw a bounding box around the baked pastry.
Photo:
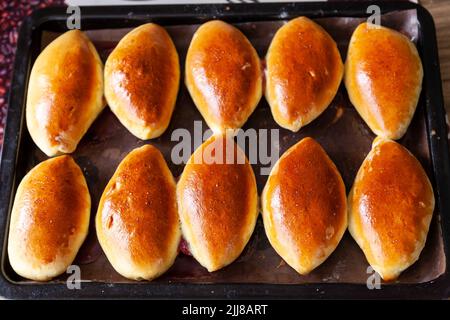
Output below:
[262,137,347,274]
[96,144,180,280]
[185,20,262,134]
[265,17,343,132]
[345,23,423,140]
[7,156,90,281]
[26,30,104,156]
[104,23,180,140]
[348,137,434,281]
[177,134,258,271]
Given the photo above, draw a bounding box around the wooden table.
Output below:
[420,0,449,299]
[422,0,450,115]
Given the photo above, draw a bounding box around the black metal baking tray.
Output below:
[0,1,449,299]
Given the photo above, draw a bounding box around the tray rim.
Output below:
[0,1,449,299]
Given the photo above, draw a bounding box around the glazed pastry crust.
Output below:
[345,23,423,140]
[8,156,91,281]
[185,20,262,134]
[177,134,258,272]
[26,30,104,156]
[96,144,180,280]
[265,17,344,132]
[348,137,434,281]
[262,137,347,274]
[104,23,180,140]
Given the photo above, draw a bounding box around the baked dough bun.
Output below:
[185,20,262,134]
[348,137,434,281]
[265,17,343,132]
[26,30,104,156]
[96,144,180,280]
[345,23,423,140]
[177,134,258,271]
[104,23,180,140]
[8,156,90,281]
[262,137,347,274]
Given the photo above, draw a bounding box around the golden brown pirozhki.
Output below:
[177,134,258,272]
[345,23,423,139]
[105,23,180,140]
[348,137,434,281]
[8,156,91,281]
[96,144,180,280]
[26,30,104,156]
[265,17,343,132]
[262,137,347,274]
[185,20,262,134]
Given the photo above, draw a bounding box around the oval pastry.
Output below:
[345,23,423,140]
[265,17,344,132]
[348,137,434,281]
[26,30,104,156]
[177,134,258,271]
[8,156,90,281]
[105,23,180,140]
[262,137,347,274]
[96,145,180,280]
[185,20,262,134]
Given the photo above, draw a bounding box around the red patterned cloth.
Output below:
[0,0,65,149]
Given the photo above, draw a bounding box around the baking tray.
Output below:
[0,1,449,299]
